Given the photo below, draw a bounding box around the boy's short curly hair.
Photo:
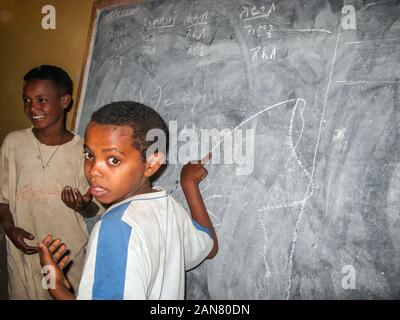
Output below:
[90,101,169,161]
[23,65,73,96]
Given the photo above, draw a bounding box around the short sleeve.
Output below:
[179,205,214,271]
[0,136,11,204]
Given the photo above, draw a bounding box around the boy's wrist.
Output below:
[49,284,75,300]
[76,201,98,218]
[75,203,89,215]
[2,224,15,234]
[180,179,198,188]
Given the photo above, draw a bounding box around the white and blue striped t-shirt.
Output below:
[76,188,213,300]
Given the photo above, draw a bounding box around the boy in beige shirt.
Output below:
[0,65,101,299]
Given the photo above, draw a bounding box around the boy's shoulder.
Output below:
[106,189,189,226]
[2,129,84,148]
[2,128,31,146]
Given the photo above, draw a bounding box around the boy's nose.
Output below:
[26,100,40,113]
[88,162,103,179]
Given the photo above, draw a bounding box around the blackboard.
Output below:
[73,0,400,299]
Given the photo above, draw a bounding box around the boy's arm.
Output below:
[61,187,99,218]
[0,137,38,253]
[180,153,218,259]
[0,203,14,231]
[0,203,38,254]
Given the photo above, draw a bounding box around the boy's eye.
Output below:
[37,97,48,103]
[23,97,31,103]
[107,157,121,166]
[83,151,93,160]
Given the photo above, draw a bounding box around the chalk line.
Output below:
[245,14,272,21]
[211,98,297,152]
[285,25,341,300]
[257,208,272,283]
[336,80,398,85]
[258,98,315,213]
[287,99,314,188]
[257,98,315,285]
[344,38,397,45]
[276,28,332,34]
[344,41,362,45]
[147,24,175,30]
[366,0,397,8]
[187,21,208,28]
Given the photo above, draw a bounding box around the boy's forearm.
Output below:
[0,203,15,232]
[76,201,99,218]
[181,182,218,258]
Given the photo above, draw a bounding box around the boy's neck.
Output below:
[33,125,73,146]
[109,185,158,207]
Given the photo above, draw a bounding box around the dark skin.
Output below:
[83,123,157,205]
[61,187,100,218]
[0,204,38,254]
[0,79,98,253]
[39,235,72,295]
[39,151,218,300]
[180,153,218,258]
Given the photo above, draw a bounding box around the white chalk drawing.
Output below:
[336,80,398,85]
[239,3,276,21]
[341,265,356,289]
[285,24,342,300]
[203,195,223,228]
[276,28,332,34]
[344,38,397,45]
[208,97,311,286]
[366,0,398,8]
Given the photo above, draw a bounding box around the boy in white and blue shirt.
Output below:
[78,188,213,299]
[38,101,218,300]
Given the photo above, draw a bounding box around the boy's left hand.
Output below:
[62,187,92,212]
[39,235,71,291]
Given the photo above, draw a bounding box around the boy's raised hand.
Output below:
[180,152,218,258]
[181,152,211,186]
[61,187,100,218]
[62,186,93,212]
[39,235,71,292]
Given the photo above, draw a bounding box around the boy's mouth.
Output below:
[90,186,108,198]
[31,114,46,120]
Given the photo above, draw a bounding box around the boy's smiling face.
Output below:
[84,122,158,205]
[23,79,69,130]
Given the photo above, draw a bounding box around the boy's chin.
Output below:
[94,196,114,207]
[31,123,46,129]
[31,122,53,131]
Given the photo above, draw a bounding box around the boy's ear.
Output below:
[144,152,166,178]
[61,94,72,110]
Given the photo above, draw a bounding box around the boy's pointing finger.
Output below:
[201,152,212,165]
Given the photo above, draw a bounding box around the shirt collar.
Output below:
[104,187,167,213]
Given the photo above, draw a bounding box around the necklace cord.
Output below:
[36,130,66,170]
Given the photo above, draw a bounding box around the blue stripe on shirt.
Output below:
[192,220,212,237]
[92,202,132,300]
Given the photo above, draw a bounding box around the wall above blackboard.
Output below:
[74,0,400,299]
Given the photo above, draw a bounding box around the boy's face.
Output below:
[23,79,70,131]
[84,122,155,205]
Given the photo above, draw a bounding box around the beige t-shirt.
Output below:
[0,128,89,299]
